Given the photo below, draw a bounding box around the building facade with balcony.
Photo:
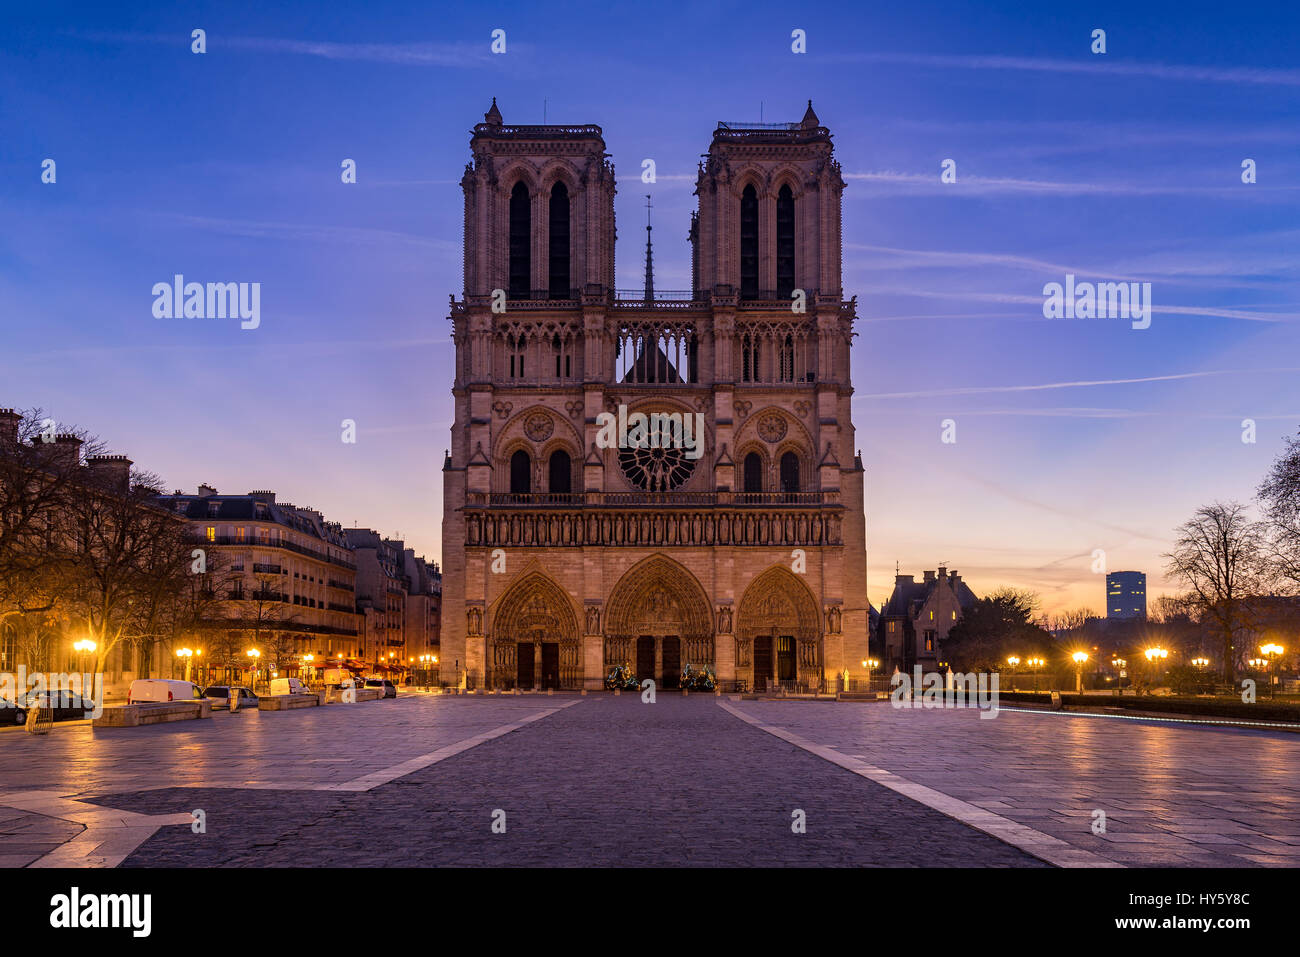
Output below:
[440,100,869,691]
[404,549,442,679]
[344,528,411,673]
[157,487,364,679]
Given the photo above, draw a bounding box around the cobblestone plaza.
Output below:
[2,694,1297,868]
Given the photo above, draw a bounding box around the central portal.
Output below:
[604,555,716,691]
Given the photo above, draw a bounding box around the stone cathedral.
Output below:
[440,99,868,692]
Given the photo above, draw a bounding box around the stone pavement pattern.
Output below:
[727,700,1300,866]
[2,693,1296,867]
[100,695,1040,866]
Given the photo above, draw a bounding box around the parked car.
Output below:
[1,691,98,725]
[270,677,310,696]
[18,691,98,722]
[1,697,27,726]
[201,685,259,710]
[127,678,203,704]
[364,678,397,698]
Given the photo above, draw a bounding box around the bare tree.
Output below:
[1258,427,1300,592]
[1046,607,1096,635]
[1164,501,1270,682]
[0,411,105,631]
[56,466,192,676]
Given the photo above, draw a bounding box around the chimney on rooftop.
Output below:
[923,570,936,583]
[0,409,19,447]
[86,454,133,491]
[51,434,84,471]
[197,484,217,498]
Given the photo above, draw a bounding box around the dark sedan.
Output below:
[4,691,99,725]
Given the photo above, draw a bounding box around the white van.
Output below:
[270,677,310,696]
[127,679,203,704]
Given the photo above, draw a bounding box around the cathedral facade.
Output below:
[440,99,868,692]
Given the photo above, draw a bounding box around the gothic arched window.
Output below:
[510,449,532,496]
[779,334,795,382]
[740,184,758,299]
[776,183,795,298]
[507,332,526,378]
[548,450,572,495]
[549,182,570,299]
[509,181,531,299]
[552,333,571,379]
[780,451,801,498]
[742,332,762,383]
[743,452,763,495]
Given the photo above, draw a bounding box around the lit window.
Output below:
[206,526,215,542]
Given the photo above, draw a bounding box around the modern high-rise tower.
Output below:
[1106,571,1147,620]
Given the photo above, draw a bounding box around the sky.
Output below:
[2,0,1298,615]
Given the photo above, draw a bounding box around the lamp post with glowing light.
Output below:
[1071,651,1089,692]
[175,647,197,683]
[246,648,261,692]
[73,638,96,677]
[1025,656,1044,692]
[1144,647,1168,691]
[1261,643,1285,692]
[1006,656,1020,692]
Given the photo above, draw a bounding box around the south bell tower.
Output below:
[442,101,867,693]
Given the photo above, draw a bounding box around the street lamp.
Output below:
[176,647,195,682]
[1006,656,1020,691]
[73,638,97,676]
[1071,651,1089,692]
[1144,647,1168,690]
[1260,644,1285,691]
[1025,656,1044,692]
[246,648,261,692]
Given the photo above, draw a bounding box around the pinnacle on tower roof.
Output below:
[484,97,502,126]
[801,99,820,129]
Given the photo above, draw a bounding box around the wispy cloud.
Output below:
[73,30,492,67]
[153,213,456,252]
[853,284,1300,323]
[854,368,1300,401]
[846,242,1300,291]
[842,170,1300,198]
[845,243,1140,281]
[827,51,1300,88]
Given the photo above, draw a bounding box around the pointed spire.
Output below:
[801,99,819,129]
[643,194,655,305]
[484,97,502,126]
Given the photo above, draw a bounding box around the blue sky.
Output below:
[3,0,1299,613]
